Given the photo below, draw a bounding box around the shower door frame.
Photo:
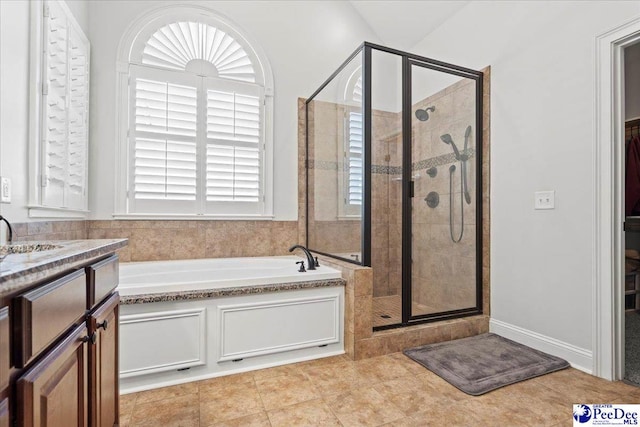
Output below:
[376,42,484,330]
[304,42,484,329]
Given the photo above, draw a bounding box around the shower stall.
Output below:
[305,43,483,329]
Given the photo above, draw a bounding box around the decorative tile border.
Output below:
[309,149,476,175]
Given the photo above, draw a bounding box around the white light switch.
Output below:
[1,177,11,203]
[534,190,554,210]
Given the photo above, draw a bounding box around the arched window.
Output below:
[116,7,273,218]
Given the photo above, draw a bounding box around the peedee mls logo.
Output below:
[573,404,640,426]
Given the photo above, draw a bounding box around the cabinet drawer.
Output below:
[86,255,118,309]
[13,269,86,367]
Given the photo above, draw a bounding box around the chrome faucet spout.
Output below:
[288,244,317,270]
[0,216,12,245]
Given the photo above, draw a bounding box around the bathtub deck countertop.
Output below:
[120,278,346,304]
[0,239,128,296]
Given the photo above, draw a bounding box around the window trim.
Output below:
[114,5,274,219]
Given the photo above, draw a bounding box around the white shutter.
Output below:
[141,22,256,83]
[205,88,261,205]
[39,0,89,211]
[348,112,363,206]
[132,77,198,202]
[65,23,90,210]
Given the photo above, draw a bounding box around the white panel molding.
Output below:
[120,349,345,394]
[120,308,206,378]
[594,16,640,380]
[218,295,340,361]
[490,319,593,374]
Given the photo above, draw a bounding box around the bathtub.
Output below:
[118,255,341,297]
[117,256,345,393]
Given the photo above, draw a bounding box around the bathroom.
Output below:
[2,1,640,425]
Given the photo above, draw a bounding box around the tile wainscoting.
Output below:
[10,220,299,262]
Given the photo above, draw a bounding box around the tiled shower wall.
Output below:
[371,111,402,298]
[11,220,298,262]
[410,78,478,312]
[369,78,479,308]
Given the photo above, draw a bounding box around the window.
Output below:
[347,111,363,206]
[117,10,273,218]
[341,72,363,217]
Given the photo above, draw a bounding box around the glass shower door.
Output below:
[408,60,481,319]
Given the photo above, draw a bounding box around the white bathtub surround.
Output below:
[117,256,345,393]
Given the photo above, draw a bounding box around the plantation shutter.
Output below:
[39,0,90,211]
[348,112,363,206]
[204,80,264,215]
[129,67,198,213]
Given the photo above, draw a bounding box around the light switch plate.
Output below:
[534,190,554,210]
[1,177,11,203]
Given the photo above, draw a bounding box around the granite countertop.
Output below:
[0,239,128,296]
[120,278,346,304]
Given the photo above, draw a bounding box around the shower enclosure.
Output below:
[305,43,483,329]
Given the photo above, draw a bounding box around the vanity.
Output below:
[0,239,127,427]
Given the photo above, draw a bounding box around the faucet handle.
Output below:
[296,261,306,272]
[314,256,320,267]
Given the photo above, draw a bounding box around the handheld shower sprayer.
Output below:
[440,134,461,160]
[441,126,474,243]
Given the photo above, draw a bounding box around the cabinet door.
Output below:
[89,292,119,427]
[0,307,8,391]
[0,397,8,427]
[17,324,89,427]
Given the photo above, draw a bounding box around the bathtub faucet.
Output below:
[288,245,318,271]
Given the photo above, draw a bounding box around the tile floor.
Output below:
[120,352,640,427]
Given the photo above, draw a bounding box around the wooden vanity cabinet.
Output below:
[8,254,120,427]
[88,292,119,427]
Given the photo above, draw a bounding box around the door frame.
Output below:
[594,16,640,380]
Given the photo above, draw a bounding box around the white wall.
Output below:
[0,1,31,223]
[87,0,378,220]
[0,0,89,223]
[626,42,640,120]
[410,1,640,362]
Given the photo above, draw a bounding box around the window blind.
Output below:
[133,78,198,200]
[348,111,363,206]
[206,90,261,202]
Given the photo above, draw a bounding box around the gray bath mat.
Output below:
[403,333,570,396]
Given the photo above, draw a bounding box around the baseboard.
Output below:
[490,318,593,374]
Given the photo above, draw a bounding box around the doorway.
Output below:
[595,17,640,381]
[623,42,640,385]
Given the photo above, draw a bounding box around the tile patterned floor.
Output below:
[120,352,640,427]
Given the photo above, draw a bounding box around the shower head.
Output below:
[440,134,461,160]
[415,106,435,122]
